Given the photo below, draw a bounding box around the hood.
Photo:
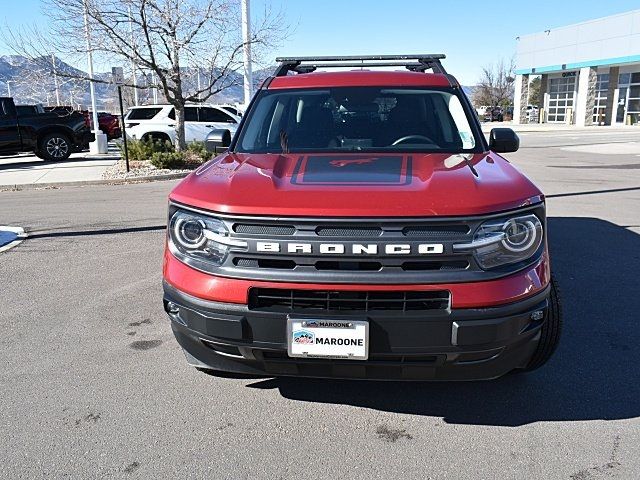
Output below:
[169,152,543,217]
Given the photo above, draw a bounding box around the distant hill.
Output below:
[0,55,255,111]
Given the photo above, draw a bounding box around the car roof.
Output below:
[128,104,230,109]
[267,70,452,90]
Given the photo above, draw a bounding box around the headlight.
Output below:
[454,214,543,269]
[168,210,246,268]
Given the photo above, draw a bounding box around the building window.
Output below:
[592,74,609,125]
[617,72,640,125]
[548,76,576,122]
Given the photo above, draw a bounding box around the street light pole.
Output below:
[197,68,201,101]
[241,0,253,107]
[83,0,106,154]
[151,71,158,104]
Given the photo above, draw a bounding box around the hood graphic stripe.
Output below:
[291,155,412,186]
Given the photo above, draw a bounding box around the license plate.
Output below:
[287,317,369,360]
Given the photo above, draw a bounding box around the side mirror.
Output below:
[205,129,231,154]
[489,128,519,153]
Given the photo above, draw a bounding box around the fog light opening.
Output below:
[166,301,180,315]
[530,310,544,322]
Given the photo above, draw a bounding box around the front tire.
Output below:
[39,132,72,161]
[521,278,562,372]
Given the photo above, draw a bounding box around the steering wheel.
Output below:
[391,135,436,146]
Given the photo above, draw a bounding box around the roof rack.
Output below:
[273,54,448,76]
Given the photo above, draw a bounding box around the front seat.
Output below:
[288,104,336,149]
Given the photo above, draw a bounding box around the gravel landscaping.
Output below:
[102,160,194,180]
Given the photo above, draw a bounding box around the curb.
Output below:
[83,155,123,161]
[0,226,26,253]
[0,172,189,191]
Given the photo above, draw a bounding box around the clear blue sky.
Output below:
[2,0,639,83]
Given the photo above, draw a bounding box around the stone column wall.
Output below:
[604,66,619,126]
[518,74,529,124]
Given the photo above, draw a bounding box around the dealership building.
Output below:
[513,9,640,126]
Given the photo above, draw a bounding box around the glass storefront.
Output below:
[617,72,640,125]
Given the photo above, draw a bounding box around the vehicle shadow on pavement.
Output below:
[0,157,108,171]
[244,217,640,426]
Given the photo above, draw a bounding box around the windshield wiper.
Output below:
[462,154,478,177]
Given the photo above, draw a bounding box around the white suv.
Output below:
[124,104,240,145]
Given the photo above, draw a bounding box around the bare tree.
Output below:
[472,58,516,108]
[4,0,285,150]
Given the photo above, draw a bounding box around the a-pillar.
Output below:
[513,74,529,124]
[575,66,597,126]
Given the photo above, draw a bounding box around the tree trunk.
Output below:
[174,103,186,151]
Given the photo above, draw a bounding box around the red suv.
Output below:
[162,55,561,380]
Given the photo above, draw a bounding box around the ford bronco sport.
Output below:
[162,55,561,380]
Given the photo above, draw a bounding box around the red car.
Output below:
[81,111,121,141]
[162,55,561,380]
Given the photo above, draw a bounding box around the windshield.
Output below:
[235,87,480,154]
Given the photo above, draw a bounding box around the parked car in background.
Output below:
[0,97,93,160]
[15,104,45,116]
[80,111,121,140]
[484,106,504,122]
[43,105,76,116]
[218,104,244,117]
[124,104,240,145]
[475,105,490,116]
[526,105,539,121]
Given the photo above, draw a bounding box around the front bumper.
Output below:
[163,281,550,380]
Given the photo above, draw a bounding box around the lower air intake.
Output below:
[248,288,450,312]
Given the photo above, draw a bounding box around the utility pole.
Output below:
[83,0,107,153]
[241,0,253,107]
[52,53,61,106]
[128,6,138,106]
[197,68,201,101]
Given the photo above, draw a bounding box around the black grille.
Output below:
[316,226,383,237]
[402,260,469,271]
[402,225,469,236]
[249,288,450,312]
[233,258,468,272]
[234,258,296,269]
[233,224,296,235]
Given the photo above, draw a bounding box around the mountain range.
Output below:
[0,55,473,111]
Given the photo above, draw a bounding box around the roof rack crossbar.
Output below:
[272,54,448,76]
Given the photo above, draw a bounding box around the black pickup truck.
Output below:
[0,97,93,161]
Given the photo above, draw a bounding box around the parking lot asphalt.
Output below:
[0,129,639,479]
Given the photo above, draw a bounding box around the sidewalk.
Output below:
[480,121,638,133]
[0,144,120,187]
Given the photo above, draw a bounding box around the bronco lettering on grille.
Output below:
[255,242,444,255]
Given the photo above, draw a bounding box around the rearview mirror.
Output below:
[489,128,519,153]
[205,129,231,154]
